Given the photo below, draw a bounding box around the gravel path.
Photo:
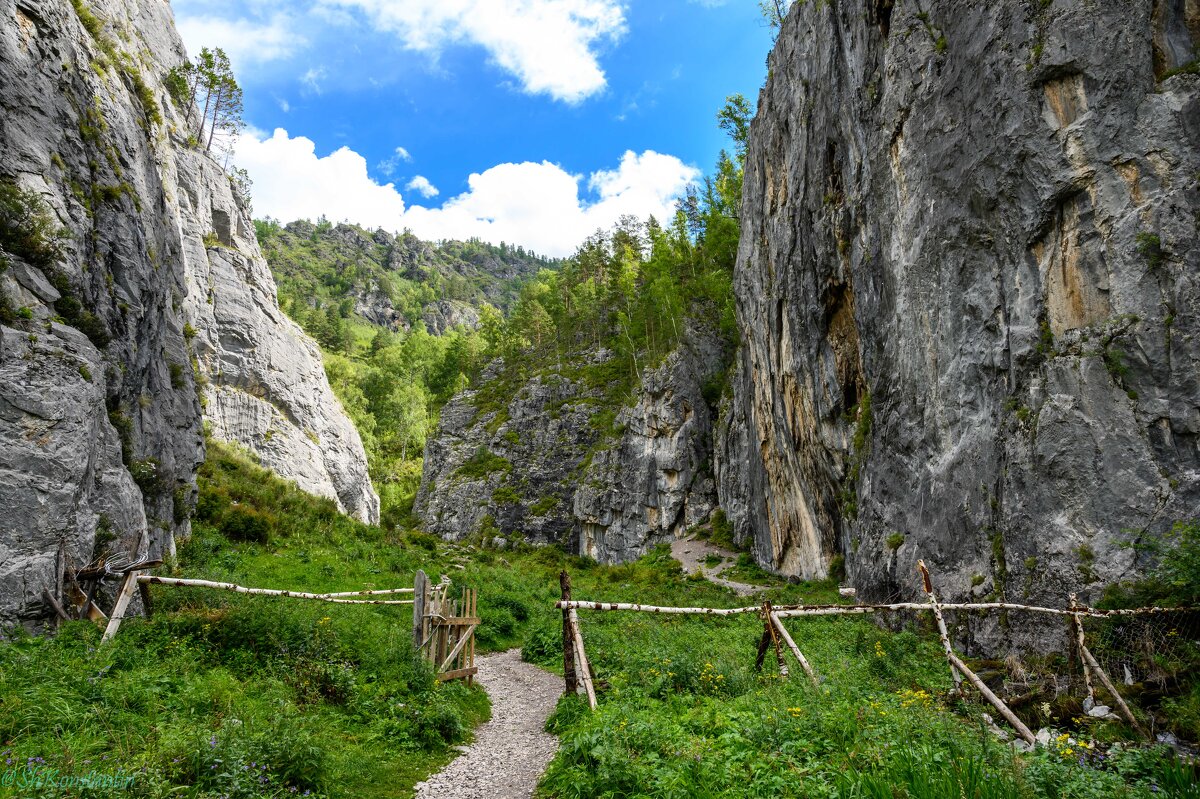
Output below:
[414,649,561,799]
[671,536,766,597]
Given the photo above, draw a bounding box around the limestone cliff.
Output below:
[417,328,724,561]
[0,0,376,628]
[719,1,1200,620]
[1,0,202,626]
[174,153,379,524]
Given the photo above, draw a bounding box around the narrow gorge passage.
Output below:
[671,536,767,597]
[414,650,561,799]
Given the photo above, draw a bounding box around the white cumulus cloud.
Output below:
[320,0,626,102]
[175,13,301,72]
[405,175,440,198]
[235,129,698,256]
[378,146,414,177]
[235,129,409,227]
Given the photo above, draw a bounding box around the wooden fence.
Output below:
[557,561,1196,746]
[412,569,479,684]
[78,565,477,683]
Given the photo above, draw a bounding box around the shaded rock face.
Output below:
[415,366,602,546]
[575,328,723,562]
[0,0,202,626]
[417,331,724,561]
[176,162,380,525]
[0,0,378,627]
[719,2,1200,624]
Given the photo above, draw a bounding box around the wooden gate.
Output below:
[412,570,478,683]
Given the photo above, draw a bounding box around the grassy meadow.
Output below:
[0,441,1196,798]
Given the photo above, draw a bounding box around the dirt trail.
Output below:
[414,649,560,799]
[670,536,767,597]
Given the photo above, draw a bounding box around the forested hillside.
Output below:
[411,101,748,555]
[256,100,749,538]
[252,220,556,526]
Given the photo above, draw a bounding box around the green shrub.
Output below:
[54,292,111,348]
[709,508,738,550]
[220,504,273,544]
[0,179,69,268]
[129,457,163,494]
[1136,232,1164,270]
[528,494,559,516]
[455,447,512,479]
[520,617,562,666]
[491,484,522,504]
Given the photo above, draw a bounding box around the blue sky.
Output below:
[172,0,775,256]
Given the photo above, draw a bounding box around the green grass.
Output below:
[2,442,1195,798]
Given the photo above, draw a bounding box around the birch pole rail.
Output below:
[136,576,416,604]
[770,612,818,686]
[919,560,963,692]
[946,650,1036,745]
[569,608,598,710]
[560,600,1196,619]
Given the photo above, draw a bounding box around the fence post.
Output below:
[413,570,427,651]
[1069,594,1096,706]
[561,570,578,696]
[918,560,963,693]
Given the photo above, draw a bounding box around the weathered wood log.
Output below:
[412,570,427,648]
[1080,642,1147,737]
[138,581,154,618]
[438,666,478,681]
[762,601,789,678]
[770,612,818,687]
[918,560,963,692]
[1069,594,1095,705]
[438,624,478,673]
[946,650,1036,745]
[136,576,414,604]
[569,608,597,710]
[42,589,70,623]
[560,571,578,696]
[101,571,141,643]
[323,588,415,596]
[468,588,477,686]
[754,626,772,672]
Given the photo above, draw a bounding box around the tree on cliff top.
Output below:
[166,47,244,157]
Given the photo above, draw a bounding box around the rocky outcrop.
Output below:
[417,330,725,561]
[415,363,603,546]
[175,159,379,525]
[575,327,723,562]
[0,0,378,628]
[1,0,202,626]
[719,2,1200,621]
[422,300,481,336]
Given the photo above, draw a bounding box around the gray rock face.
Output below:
[0,0,378,628]
[416,365,602,546]
[418,331,724,561]
[422,299,481,336]
[174,150,380,525]
[575,327,723,562]
[0,0,203,626]
[719,2,1200,623]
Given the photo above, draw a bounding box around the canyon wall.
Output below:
[718,1,1199,626]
